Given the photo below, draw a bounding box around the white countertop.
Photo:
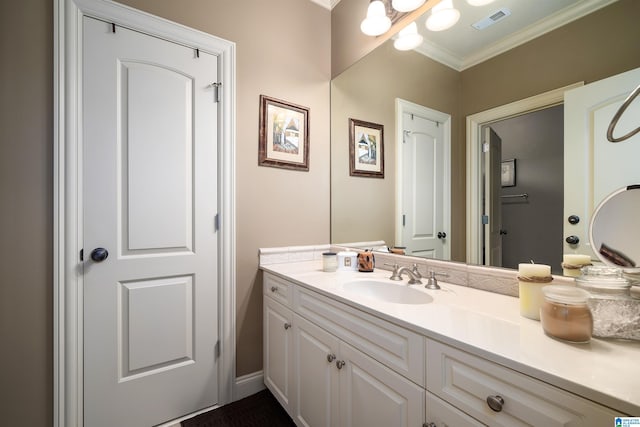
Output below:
[261,261,640,416]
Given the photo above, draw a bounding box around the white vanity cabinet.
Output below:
[263,295,294,412]
[263,273,296,413]
[425,339,620,427]
[264,273,424,427]
[263,271,625,427]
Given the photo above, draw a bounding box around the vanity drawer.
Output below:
[426,339,620,427]
[264,273,294,308]
[294,286,424,386]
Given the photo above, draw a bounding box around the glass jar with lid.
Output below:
[575,265,640,340]
[540,285,593,343]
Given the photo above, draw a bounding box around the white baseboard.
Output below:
[233,370,265,401]
[160,371,265,426]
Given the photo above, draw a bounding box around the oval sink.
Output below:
[342,280,433,305]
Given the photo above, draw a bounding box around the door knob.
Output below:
[566,235,580,245]
[90,247,109,262]
[437,232,447,239]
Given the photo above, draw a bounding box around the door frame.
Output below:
[395,98,451,259]
[53,1,236,426]
[465,83,581,265]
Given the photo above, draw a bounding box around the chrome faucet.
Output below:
[387,263,422,285]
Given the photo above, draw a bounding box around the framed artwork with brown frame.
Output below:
[258,95,310,171]
[349,118,384,178]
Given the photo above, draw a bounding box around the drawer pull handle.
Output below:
[336,360,345,369]
[327,354,336,363]
[486,395,505,412]
[424,423,437,427]
[284,322,291,330]
[270,286,278,292]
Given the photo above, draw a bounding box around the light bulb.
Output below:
[425,0,460,32]
[392,0,426,13]
[360,1,392,36]
[394,22,424,51]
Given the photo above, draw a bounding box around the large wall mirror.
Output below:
[331,0,640,273]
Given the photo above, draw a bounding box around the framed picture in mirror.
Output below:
[259,95,310,171]
[501,158,516,187]
[349,118,384,178]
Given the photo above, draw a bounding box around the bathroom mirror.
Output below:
[590,185,640,273]
[330,0,640,269]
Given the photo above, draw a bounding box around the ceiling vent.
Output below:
[472,7,511,30]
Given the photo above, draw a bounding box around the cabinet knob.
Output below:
[424,423,437,427]
[283,322,291,330]
[327,354,336,363]
[336,360,345,369]
[270,286,277,292]
[486,395,505,412]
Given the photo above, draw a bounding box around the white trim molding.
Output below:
[53,1,236,426]
[465,83,583,265]
[234,371,266,401]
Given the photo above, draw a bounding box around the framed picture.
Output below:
[501,158,516,187]
[259,95,310,171]
[349,118,384,178]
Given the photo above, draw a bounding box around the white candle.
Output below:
[562,254,592,277]
[518,263,551,278]
[518,263,552,321]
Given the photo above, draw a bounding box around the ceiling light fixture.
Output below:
[393,22,424,50]
[425,0,460,32]
[466,0,496,6]
[360,1,392,36]
[391,0,426,13]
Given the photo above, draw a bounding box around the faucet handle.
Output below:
[425,270,448,290]
[411,263,422,279]
[384,263,402,281]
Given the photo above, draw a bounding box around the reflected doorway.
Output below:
[481,105,564,274]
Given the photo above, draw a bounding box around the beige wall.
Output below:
[460,0,640,116]
[0,1,53,426]
[0,0,329,425]
[331,41,463,258]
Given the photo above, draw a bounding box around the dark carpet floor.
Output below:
[181,389,296,427]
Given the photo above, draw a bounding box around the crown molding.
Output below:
[416,0,618,71]
[309,0,336,10]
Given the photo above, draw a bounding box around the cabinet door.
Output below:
[292,314,340,427]
[264,298,293,412]
[426,392,486,427]
[339,342,424,427]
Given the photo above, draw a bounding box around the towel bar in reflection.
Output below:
[501,193,528,200]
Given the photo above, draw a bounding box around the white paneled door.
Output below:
[401,112,447,258]
[83,16,219,426]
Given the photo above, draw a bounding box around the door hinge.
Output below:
[482,215,489,225]
[215,340,221,359]
[210,82,222,103]
[214,213,220,231]
[482,141,489,152]
[80,248,84,261]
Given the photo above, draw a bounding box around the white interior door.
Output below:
[483,127,503,266]
[401,112,447,258]
[83,16,219,426]
[564,67,640,257]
